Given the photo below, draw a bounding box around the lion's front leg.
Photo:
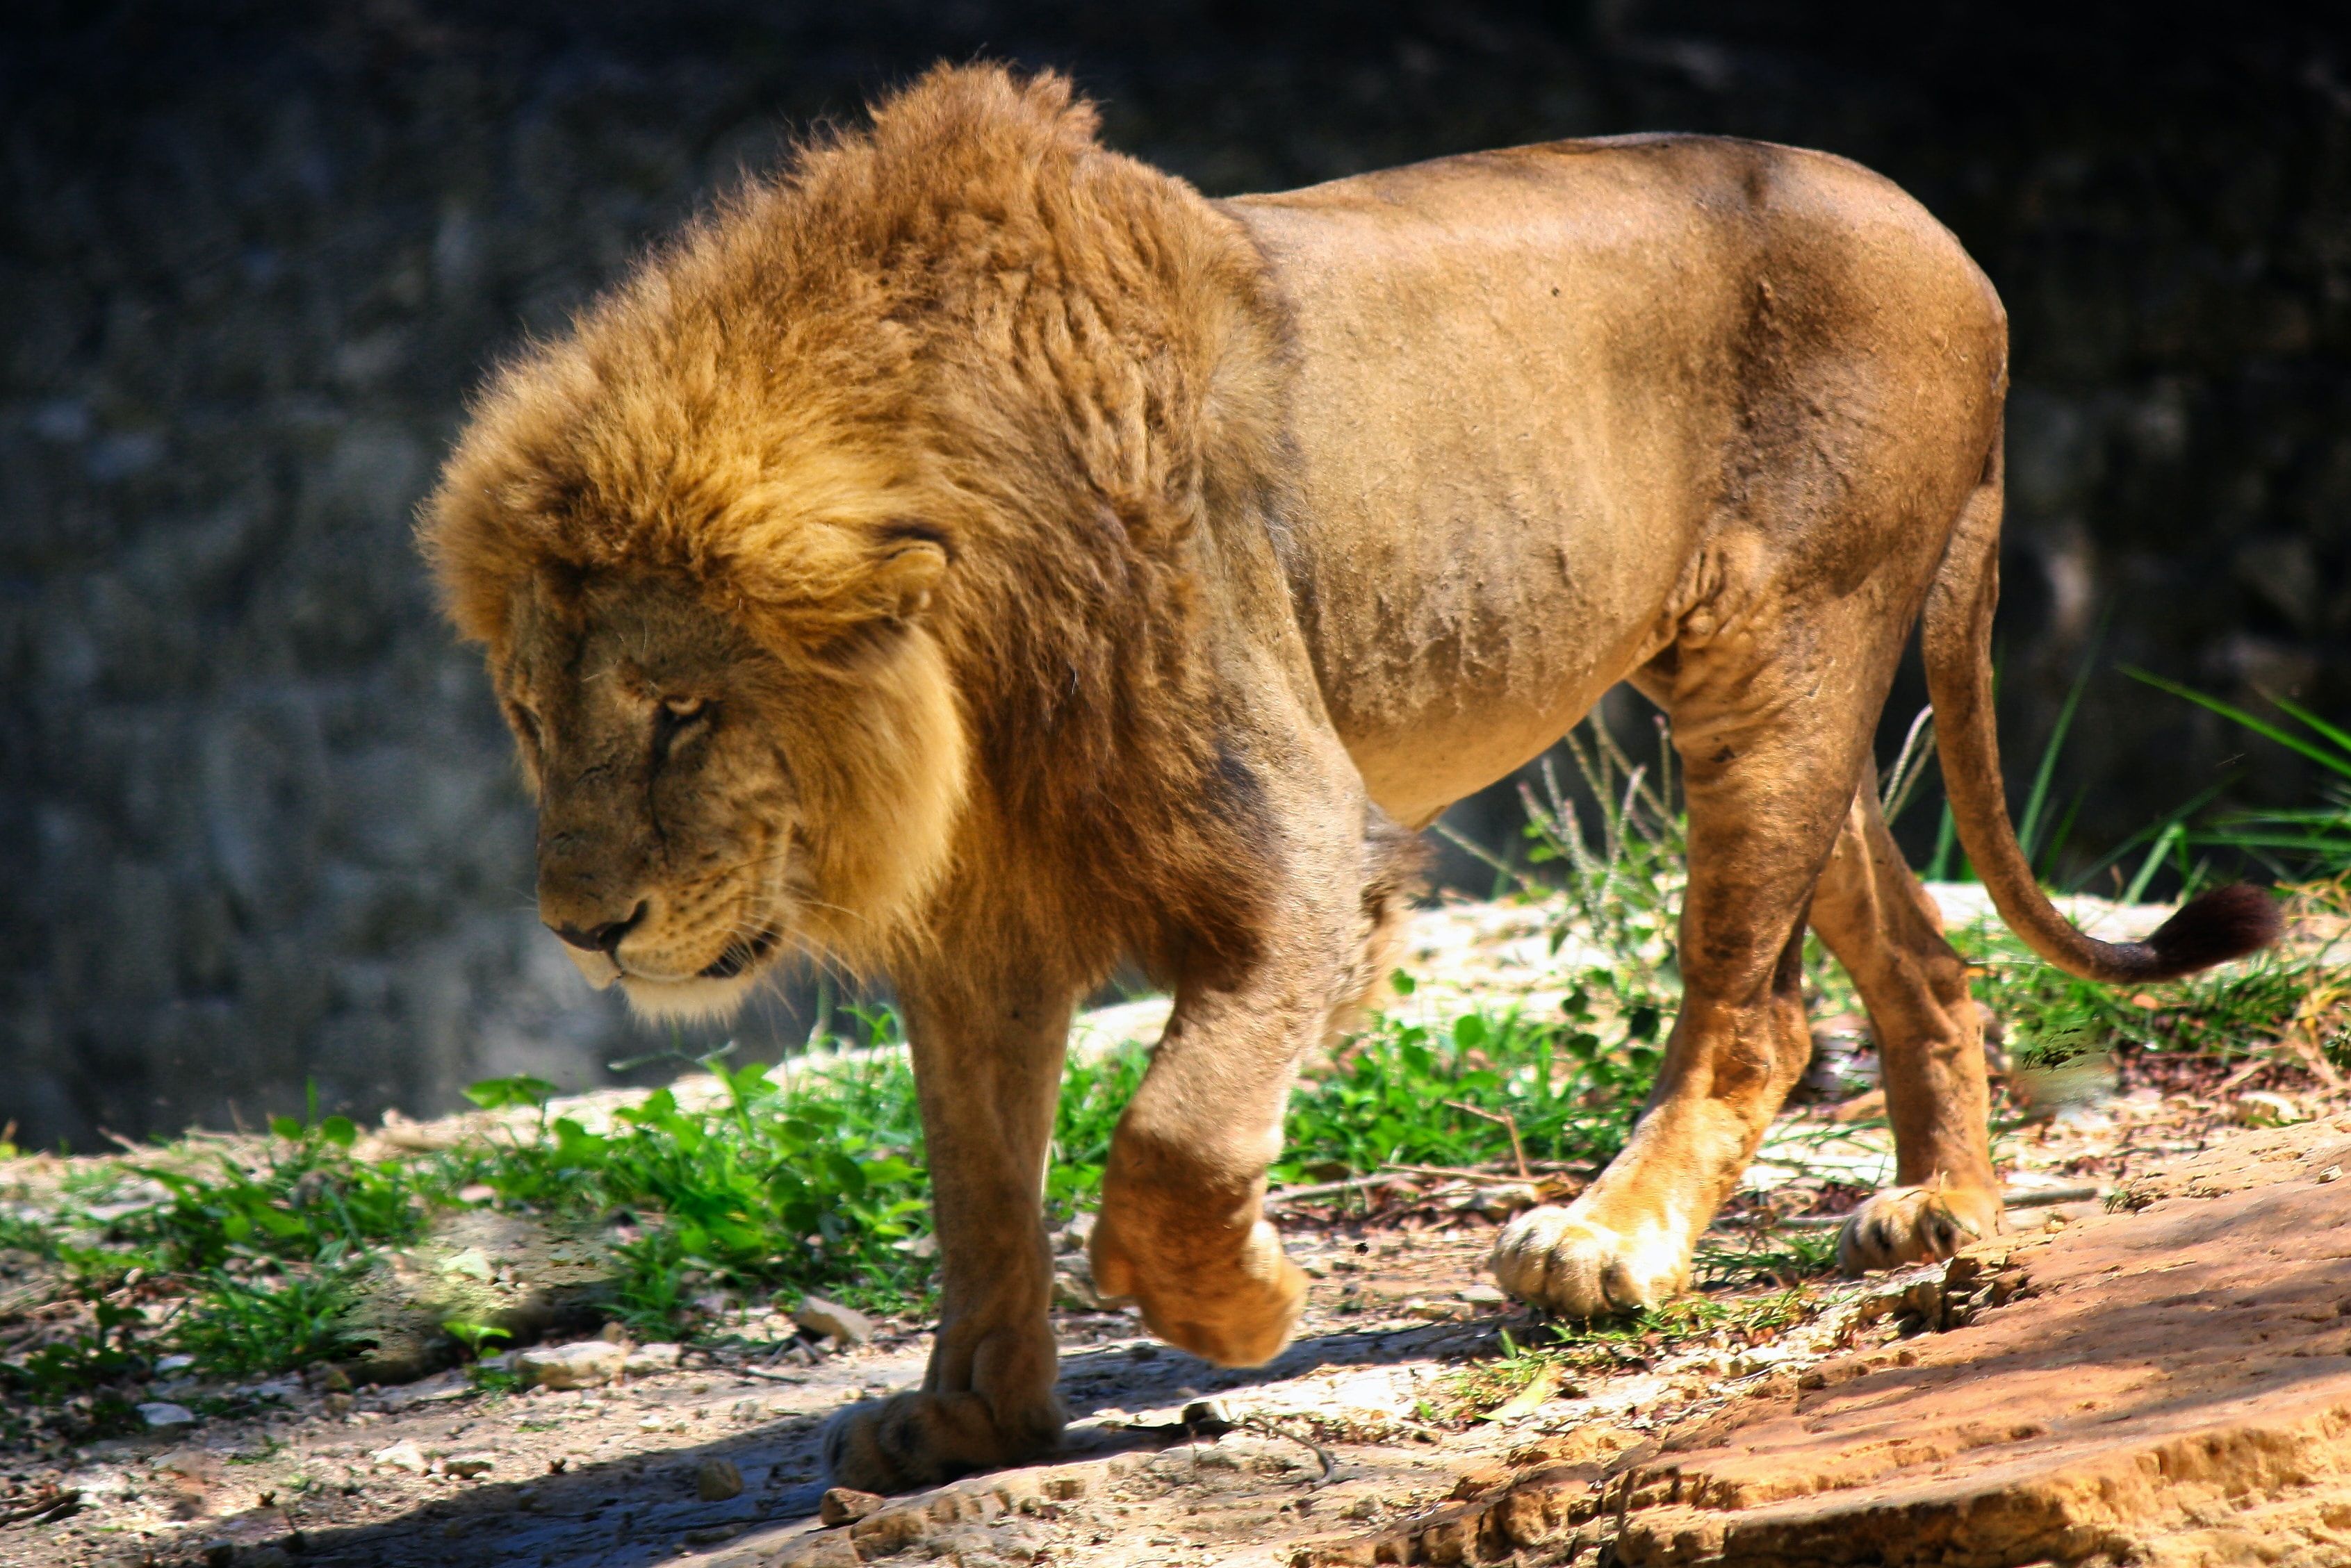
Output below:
[1089,978,1322,1368]
[821,964,1075,1494]
[1088,770,1406,1367]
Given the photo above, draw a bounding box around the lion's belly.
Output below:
[1277,461,1694,827]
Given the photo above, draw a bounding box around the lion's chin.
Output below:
[617,971,762,1024]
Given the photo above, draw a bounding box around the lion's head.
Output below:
[420,65,1292,1019]
[438,553,967,1022]
[416,110,981,1018]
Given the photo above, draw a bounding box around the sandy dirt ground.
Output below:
[5,892,2345,1568]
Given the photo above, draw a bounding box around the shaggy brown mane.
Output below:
[423,64,1300,983]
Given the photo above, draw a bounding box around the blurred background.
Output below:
[6,0,2348,1150]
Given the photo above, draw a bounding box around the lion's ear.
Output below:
[869,536,948,620]
[728,520,953,665]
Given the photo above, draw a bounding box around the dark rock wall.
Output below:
[5,1,2346,1148]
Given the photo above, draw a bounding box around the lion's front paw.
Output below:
[821,1388,1065,1494]
[1835,1184,2004,1275]
[1489,1204,1689,1317]
[1092,1214,1304,1368]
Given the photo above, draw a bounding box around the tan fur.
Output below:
[421,66,2275,1493]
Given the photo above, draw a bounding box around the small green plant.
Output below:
[0,1291,145,1406]
[1509,710,1686,985]
[1697,1223,1842,1289]
[450,1043,932,1330]
[442,1319,511,1358]
[445,1321,522,1393]
[1434,1286,1821,1422]
[226,1435,287,1466]
[1438,1326,1575,1420]
[1048,1047,1149,1214]
[173,1248,366,1376]
[1950,915,2307,1070]
[1275,991,1664,1185]
[122,1094,431,1278]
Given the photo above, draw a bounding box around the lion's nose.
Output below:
[549,901,647,956]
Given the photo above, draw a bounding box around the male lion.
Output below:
[423,66,2277,1492]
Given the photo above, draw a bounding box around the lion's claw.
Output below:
[1835,1185,2004,1275]
[1489,1204,1689,1317]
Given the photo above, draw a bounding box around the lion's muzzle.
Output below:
[548,902,645,959]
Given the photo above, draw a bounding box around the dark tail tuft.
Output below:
[2140,884,2283,979]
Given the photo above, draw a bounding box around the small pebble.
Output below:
[696,1458,744,1502]
[819,1485,883,1526]
[515,1340,626,1390]
[372,1439,430,1475]
[792,1295,875,1347]
[623,1342,683,1376]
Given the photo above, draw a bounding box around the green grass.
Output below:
[1272,987,1664,1185]
[445,1030,933,1338]
[1432,1285,1825,1421]
[0,975,1669,1426]
[1696,1222,1843,1290]
[2129,666,2351,882]
[1951,914,2319,1071]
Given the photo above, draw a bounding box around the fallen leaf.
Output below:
[1481,1365,1562,1423]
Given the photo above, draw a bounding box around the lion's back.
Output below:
[1222,135,2007,824]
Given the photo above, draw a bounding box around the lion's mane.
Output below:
[422,65,1306,984]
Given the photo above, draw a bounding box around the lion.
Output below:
[421,65,2278,1493]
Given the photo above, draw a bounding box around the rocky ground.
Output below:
[5,893,2348,1568]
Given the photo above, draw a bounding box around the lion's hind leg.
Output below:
[1808,778,2006,1272]
[1492,660,1880,1317]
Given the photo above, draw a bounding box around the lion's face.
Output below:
[495,568,967,1021]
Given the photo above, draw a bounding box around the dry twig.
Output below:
[1443,1101,1530,1178]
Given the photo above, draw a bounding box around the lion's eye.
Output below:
[661,696,707,722]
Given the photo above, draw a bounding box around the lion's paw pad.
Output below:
[1489,1205,1686,1317]
[821,1389,1062,1495]
[1095,1216,1305,1369]
[1836,1185,2000,1276]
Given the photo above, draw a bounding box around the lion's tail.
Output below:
[1921,436,2280,983]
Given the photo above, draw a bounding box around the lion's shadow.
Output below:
[220,1316,1505,1567]
[1047,1312,1520,1422]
